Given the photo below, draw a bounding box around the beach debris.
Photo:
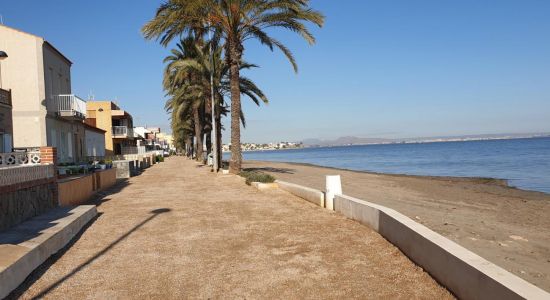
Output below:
[509,235,528,242]
[499,242,509,247]
[468,237,478,241]
[415,216,421,220]
[520,270,526,274]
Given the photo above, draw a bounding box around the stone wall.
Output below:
[0,176,57,232]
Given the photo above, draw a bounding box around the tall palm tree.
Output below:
[164,36,207,161]
[142,0,324,173]
[164,36,269,167]
[143,0,322,172]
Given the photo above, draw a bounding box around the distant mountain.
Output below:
[302,136,393,147]
[301,133,550,147]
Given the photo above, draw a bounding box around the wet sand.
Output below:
[243,160,550,292]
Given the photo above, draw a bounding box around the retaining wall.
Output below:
[58,169,117,206]
[0,165,57,231]
[334,194,549,300]
[276,180,325,207]
[58,175,94,206]
[0,205,97,299]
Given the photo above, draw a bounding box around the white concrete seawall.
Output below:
[276,180,325,207]
[275,178,550,299]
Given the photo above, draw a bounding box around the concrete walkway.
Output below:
[12,157,452,299]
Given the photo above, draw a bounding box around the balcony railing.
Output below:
[0,88,11,106]
[112,126,133,138]
[47,94,86,120]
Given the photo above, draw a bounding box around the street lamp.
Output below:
[0,51,7,89]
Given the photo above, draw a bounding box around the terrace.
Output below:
[47,94,87,120]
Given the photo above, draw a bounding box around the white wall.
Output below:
[85,129,105,157]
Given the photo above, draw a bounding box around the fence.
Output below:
[0,151,42,167]
[121,145,146,155]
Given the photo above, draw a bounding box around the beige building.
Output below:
[0,24,88,162]
[85,101,135,155]
[0,89,13,152]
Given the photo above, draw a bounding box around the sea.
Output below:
[227,137,550,194]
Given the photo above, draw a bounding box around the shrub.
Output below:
[239,170,275,185]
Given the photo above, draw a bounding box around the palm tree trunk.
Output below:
[217,113,222,170]
[215,95,223,171]
[186,136,192,158]
[229,42,242,174]
[193,107,204,162]
[206,131,212,156]
[205,95,212,157]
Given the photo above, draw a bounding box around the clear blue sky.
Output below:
[2,1,549,143]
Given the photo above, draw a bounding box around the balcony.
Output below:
[0,88,11,106]
[112,126,134,139]
[47,94,86,120]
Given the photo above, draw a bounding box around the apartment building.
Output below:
[0,24,88,162]
[0,88,12,152]
[85,101,135,155]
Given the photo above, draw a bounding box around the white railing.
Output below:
[0,151,41,168]
[48,94,87,118]
[121,146,146,155]
[112,126,133,137]
[0,164,55,187]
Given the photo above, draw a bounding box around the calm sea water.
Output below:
[227,137,550,194]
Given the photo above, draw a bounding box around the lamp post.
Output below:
[0,51,7,89]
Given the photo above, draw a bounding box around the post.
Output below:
[209,27,218,172]
[325,175,342,210]
[40,146,58,166]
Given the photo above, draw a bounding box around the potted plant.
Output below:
[98,160,107,170]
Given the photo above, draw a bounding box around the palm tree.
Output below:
[163,36,207,161]
[143,0,324,173]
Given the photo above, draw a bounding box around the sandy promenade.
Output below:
[9,157,451,299]
[243,160,550,292]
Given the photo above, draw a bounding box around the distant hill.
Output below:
[301,133,550,147]
[302,136,394,147]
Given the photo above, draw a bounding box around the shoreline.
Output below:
[243,159,550,292]
[246,159,550,196]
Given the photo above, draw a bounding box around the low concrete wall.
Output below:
[58,175,94,206]
[113,160,137,179]
[334,194,549,300]
[0,205,97,299]
[276,180,325,207]
[251,182,278,190]
[98,168,116,190]
[58,169,117,206]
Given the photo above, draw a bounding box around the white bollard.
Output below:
[325,175,342,210]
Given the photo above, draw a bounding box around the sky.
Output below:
[1,1,549,143]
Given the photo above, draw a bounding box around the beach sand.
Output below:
[243,160,550,291]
